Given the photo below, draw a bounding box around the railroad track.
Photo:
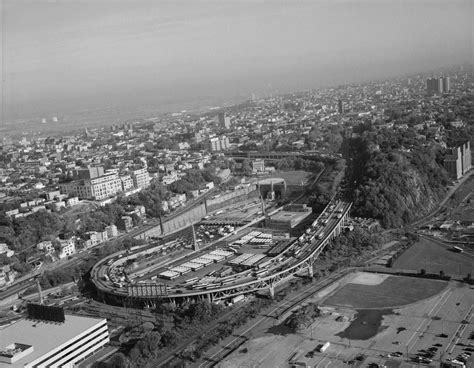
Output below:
[199,336,248,368]
[197,270,350,368]
[269,269,349,320]
[152,304,247,367]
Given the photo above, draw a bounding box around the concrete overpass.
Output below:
[226,151,340,162]
[91,200,351,306]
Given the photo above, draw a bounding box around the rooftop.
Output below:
[0,314,106,368]
[269,209,311,224]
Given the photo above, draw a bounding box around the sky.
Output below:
[1,0,472,125]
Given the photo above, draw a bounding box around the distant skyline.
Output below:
[1,0,472,126]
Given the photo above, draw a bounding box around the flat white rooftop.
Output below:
[0,314,106,368]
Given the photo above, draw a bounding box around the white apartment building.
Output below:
[59,173,122,201]
[58,239,76,259]
[120,175,134,192]
[130,168,151,189]
[0,315,110,368]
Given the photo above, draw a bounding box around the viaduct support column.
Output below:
[269,284,275,299]
[308,265,314,278]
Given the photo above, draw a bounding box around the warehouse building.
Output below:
[0,314,109,367]
[266,204,312,230]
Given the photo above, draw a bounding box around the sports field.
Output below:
[265,170,312,185]
[207,270,473,368]
[323,274,447,309]
[393,238,473,276]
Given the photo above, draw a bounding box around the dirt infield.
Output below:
[323,274,447,309]
[349,272,388,285]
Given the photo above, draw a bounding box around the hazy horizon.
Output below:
[1,0,472,132]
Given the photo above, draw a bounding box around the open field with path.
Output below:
[393,238,474,276]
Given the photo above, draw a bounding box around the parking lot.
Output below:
[218,273,474,368]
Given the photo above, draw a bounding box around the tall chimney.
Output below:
[36,279,43,305]
[192,224,198,251]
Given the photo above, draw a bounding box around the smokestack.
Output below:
[159,215,164,235]
[191,224,198,250]
[36,279,43,305]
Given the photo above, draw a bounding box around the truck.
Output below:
[319,342,330,353]
[231,294,245,304]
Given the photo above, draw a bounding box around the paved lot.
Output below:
[215,273,474,368]
[393,238,474,276]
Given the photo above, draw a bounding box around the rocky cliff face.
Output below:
[346,135,448,228]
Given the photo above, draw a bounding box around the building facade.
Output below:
[252,159,265,173]
[59,172,122,201]
[209,136,229,152]
[120,175,134,192]
[337,99,344,114]
[209,137,221,152]
[217,112,231,129]
[0,315,109,368]
[58,239,76,259]
[444,141,471,179]
[426,77,442,94]
[441,76,450,93]
[426,76,450,94]
[130,168,151,189]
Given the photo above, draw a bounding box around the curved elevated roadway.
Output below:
[91,200,351,305]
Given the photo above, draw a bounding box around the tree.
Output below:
[108,353,129,368]
[241,159,252,176]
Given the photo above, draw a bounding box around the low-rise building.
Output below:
[266,204,312,230]
[0,315,110,368]
[83,232,99,248]
[58,239,75,259]
[130,168,151,189]
[0,243,14,258]
[120,175,134,192]
[36,241,54,256]
[105,224,118,238]
[66,197,79,207]
[252,159,265,173]
[117,216,133,232]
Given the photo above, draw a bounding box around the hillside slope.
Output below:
[344,127,449,228]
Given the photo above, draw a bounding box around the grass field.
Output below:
[452,205,474,223]
[393,238,473,276]
[323,274,447,309]
[265,170,312,185]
